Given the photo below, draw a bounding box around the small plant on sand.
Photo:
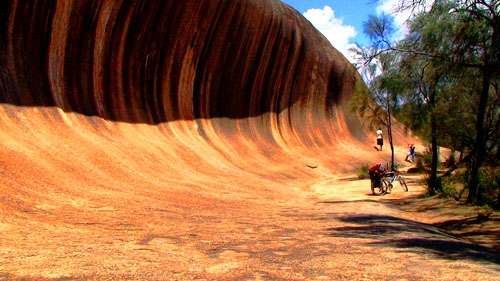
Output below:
[357,163,370,179]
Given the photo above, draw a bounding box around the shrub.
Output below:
[357,163,370,179]
[440,177,461,198]
[477,167,500,208]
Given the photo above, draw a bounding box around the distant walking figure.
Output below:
[376,128,383,151]
[405,144,416,163]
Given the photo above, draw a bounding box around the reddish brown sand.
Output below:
[1,106,499,280]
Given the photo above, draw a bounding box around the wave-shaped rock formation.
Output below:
[0,0,417,279]
[1,0,373,176]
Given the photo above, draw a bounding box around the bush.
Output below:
[447,166,500,208]
[357,163,370,179]
[415,155,426,172]
[427,167,467,198]
[440,176,462,198]
[477,167,500,208]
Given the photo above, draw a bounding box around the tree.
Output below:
[456,0,500,204]
[394,2,465,193]
[350,14,401,169]
[362,0,500,205]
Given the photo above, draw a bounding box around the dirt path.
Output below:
[2,172,499,280]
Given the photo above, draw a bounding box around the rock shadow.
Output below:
[326,214,500,265]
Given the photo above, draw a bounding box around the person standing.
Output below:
[376,128,383,151]
[405,144,416,163]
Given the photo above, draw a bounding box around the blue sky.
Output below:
[280,0,408,62]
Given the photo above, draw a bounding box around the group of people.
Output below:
[374,128,416,163]
[370,128,416,189]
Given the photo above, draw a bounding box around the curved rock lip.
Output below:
[1,0,364,124]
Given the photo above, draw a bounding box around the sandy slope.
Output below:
[1,106,499,280]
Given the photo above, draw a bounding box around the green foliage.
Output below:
[357,163,370,179]
[353,0,500,206]
[349,79,371,119]
[440,178,460,198]
[433,68,479,151]
[434,166,500,209]
[477,167,500,208]
[440,169,468,198]
[415,153,426,171]
[363,13,395,47]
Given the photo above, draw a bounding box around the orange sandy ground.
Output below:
[1,105,499,280]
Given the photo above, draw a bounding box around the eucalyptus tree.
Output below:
[351,11,445,187]
[352,52,403,168]
[393,1,475,193]
[396,50,444,193]
[350,14,403,169]
[363,0,500,205]
[436,0,499,204]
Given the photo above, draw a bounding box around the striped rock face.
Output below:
[0,0,373,179]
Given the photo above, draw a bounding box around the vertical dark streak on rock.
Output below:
[192,1,225,120]
[0,0,16,103]
[3,1,55,106]
[0,0,366,136]
[104,1,130,122]
[65,1,100,116]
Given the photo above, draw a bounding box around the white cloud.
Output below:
[303,6,357,62]
[375,0,404,17]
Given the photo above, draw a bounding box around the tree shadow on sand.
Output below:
[325,214,500,265]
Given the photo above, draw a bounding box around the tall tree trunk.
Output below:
[467,69,492,204]
[428,76,441,195]
[387,104,395,169]
[495,188,500,211]
[429,109,440,195]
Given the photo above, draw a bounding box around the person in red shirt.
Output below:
[369,162,387,189]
